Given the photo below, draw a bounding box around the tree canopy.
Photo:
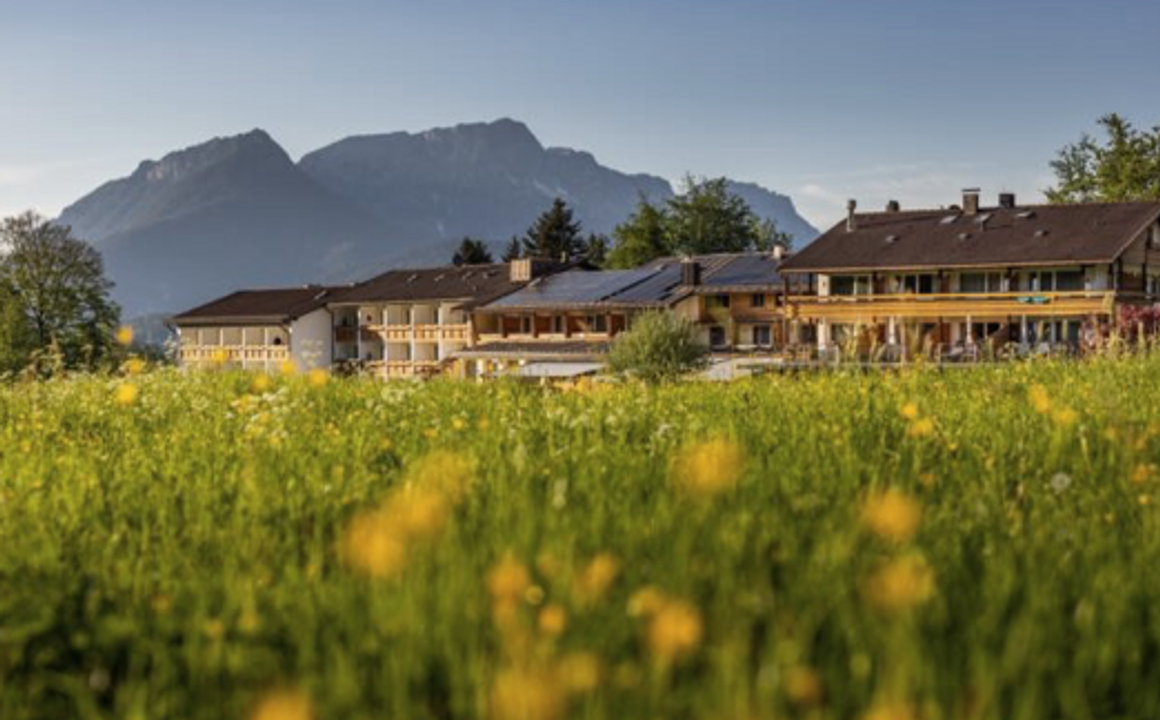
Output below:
[451,237,494,266]
[605,177,792,269]
[1047,114,1160,204]
[522,198,585,261]
[0,212,120,373]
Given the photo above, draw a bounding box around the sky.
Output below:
[1,0,1159,231]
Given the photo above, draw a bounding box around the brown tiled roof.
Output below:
[779,202,1160,273]
[331,264,526,307]
[171,286,339,325]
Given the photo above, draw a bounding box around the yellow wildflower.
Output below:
[341,509,409,580]
[115,325,134,346]
[784,665,823,707]
[899,402,919,421]
[861,489,922,543]
[1140,494,1153,506]
[451,417,466,431]
[1132,464,1154,484]
[490,668,565,720]
[862,701,918,720]
[671,437,746,498]
[488,554,532,604]
[212,348,230,365]
[575,553,619,604]
[279,360,297,376]
[1053,407,1078,427]
[538,604,567,636]
[626,585,668,618]
[114,383,139,406]
[124,357,146,376]
[308,368,328,387]
[864,554,936,612]
[251,688,314,720]
[558,652,601,694]
[647,598,703,663]
[390,488,450,541]
[406,450,476,501]
[906,418,935,438]
[1029,384,1052,414]
[252,374,271,393]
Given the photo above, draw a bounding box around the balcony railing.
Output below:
[786,290,1117,320]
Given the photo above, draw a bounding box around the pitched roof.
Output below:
[779,202,1160,273]
[480,252,787,311]
[171,286,339,325]
[330,264,525,307]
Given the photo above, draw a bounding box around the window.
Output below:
[751,293,766,308]
[586,315,609,333]
[519,316,534,335]
[705,294,731,309]
[831,276,856,296]
[1055,270,1084,291]
[551,316,566,334]
[752,325,772,346]
[709,326,727,347]
[959,272,1002,294]
[896,274,936,294]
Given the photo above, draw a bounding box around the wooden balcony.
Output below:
[180,346,290,364]
[786,291,1117,322]
[333,326,358,344]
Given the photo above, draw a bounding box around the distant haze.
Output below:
[57,120,817,316]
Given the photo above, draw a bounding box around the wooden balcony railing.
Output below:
[786,290,1117,321]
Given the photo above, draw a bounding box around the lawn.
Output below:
[2,357,1160,720]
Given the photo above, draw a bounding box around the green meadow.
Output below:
[3,357,1160,720]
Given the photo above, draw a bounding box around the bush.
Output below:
[607,311,708,383]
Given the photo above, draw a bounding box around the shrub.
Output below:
[607,311,708,383]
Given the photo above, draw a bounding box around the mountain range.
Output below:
[58,119,818,316]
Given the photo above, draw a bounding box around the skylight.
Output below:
[940,215,958,225]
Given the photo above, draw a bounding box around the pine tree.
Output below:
[522,198,584,261]
[606,198,671,269]
[452,237,494,266]
[582,234,610,267]
[501,236,523,262]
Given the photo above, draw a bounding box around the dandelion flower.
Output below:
[251,688,314,720]
[861,489,921,543]
[115,325,134,346]
[1132,464,1153,485]
[407,450,476,501]
[862,701,918,720]
[906,418,935,439]
[1029,384,1052,414]
[558,652,601,694]
[1053,407,1078,427]
[647,598,703,663]
[576,553,619,604]
[341,509,409,580]
[212,348,230,365]
[308,368,328,387]
[626,586,668,618]
[488,554,532,604]
[538,604,567,636]
[279,360,297,376]
[252,374,271,393]
[124,357,146,376]
[114,383,139,406]
[671,437,746,498]
[864,554,935,612]
[784,666,823,707]
[899,402,919,420]
[490,668,565,720]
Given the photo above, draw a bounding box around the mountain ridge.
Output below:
[58,119,818,316]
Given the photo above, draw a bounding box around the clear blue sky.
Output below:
[2,0,1158,230]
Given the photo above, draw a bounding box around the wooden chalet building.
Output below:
[171,286,339,372]
[461,251,803,377]
[778,192,1160,358]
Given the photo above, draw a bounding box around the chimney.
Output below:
[998,192,1016,210]
[511,257,554,282]
[962,188,981,216]
[771,245,786,261]
[680,257,701,286]
[846,199,858,232]
[886,200,901,213]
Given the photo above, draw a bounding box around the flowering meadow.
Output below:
[3,357,1160,720]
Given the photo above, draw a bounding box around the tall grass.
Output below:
[2,356,1160,719]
